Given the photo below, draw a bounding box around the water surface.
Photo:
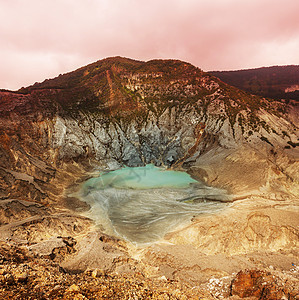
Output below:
[79,164,229,244]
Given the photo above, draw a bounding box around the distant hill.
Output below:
[210,65,299,102]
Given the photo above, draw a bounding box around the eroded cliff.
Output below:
[0,57,298,299]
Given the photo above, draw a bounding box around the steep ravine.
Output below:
[0,57,298,298]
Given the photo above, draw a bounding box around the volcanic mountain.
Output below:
[1,56,298,199]
[0,57,298,299]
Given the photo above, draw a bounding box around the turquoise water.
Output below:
[79,164,229,244]
[85,164,197,190]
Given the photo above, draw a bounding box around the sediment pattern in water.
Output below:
[79,165,229,243]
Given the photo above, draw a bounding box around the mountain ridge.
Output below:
[1,57,289,128]
[210,65,299,101]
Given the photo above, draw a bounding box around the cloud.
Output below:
[0,0,298,90]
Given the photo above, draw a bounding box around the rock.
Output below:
[122,142,143,166]
[164,149,178,165]
[15,272,28,283]
[67,284,80,292]
[53,285,62,291]
[4,274,15,285]
[230,270,296,299]
[72,294,86,300]
[92,268,105,278]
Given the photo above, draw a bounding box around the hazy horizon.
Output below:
[1,0,298,90]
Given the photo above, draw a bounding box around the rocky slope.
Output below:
[0,56,298,299]
[1,57,298,200]
[0,241,298,299]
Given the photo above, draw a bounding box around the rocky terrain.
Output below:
[0,57,298,299]
[0,241,298,299]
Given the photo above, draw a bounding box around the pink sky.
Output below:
[0,0,298,90]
